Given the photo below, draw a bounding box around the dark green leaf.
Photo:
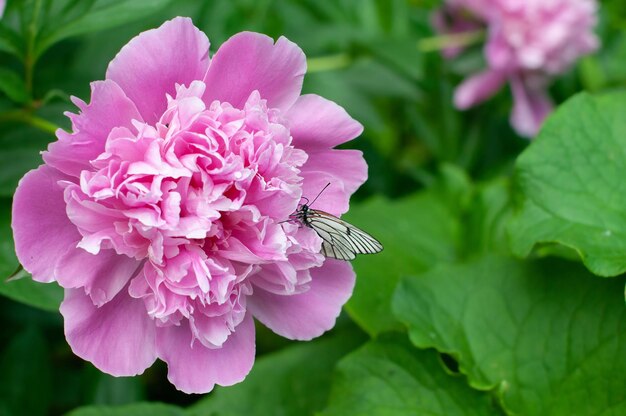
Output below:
[91,373,145,406]
[320,334,499,416]
[65,403,185,416]
[0,25,24,58]
[0,276,63,312]
[0,326,52,416]
[35,0,175,59]
[0,68,29,104]
[0,148,47,196]
[188,329,366,416]
[393,255,626,415]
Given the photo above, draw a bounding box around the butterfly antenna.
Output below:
[309,182,331,208]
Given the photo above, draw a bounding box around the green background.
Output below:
[0,0,625,415]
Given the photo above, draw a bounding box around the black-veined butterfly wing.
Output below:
[305,209,383,260]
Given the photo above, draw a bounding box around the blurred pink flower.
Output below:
[435,0,599,137]
[0,0,5,18]
[12,17,367,394]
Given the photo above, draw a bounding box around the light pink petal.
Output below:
[61,288,157,376]
[12,166,80,283]
[156,313,255,394]
[454,69,507,109]
[300,149,367,216]
[285,94,363,151]
[55,248,141,306]
[203,32,306,111]
[43,80,142,178]
[509,75,553,138]
[106,17,210,123]
[248,259,355,341]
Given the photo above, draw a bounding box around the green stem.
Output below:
[307,53,351,73]
[418,30,485,53]
[0,110,60,135]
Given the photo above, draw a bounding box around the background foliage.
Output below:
[1,0,625,415]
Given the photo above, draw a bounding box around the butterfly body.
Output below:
[290,202,383,261]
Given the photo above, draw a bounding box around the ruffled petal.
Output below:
[60,288,157,376]
[203,32,306,111]
[285,94,363,151]
[12,166,80,283]
[453,69,507,109]
[106,17,210,123]
[510,75,553,138]
[248,259,355,341]
[300,149,367,217]
[43,80,142,177]
[156,313,255,394]
[55,248,141,306]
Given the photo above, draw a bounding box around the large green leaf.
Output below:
[343,192,459,336]
[393,255,626,415]
[188,329,366,416]
[0,118,59,197]
[320,334,499,416]
[0,326,52,416]
[509,91,626,277]
[35,0,174,59]
[65,403,184,416]
[0,200,63,311]
[0,68,29,104]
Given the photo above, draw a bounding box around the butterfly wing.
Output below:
[306,210,383,260]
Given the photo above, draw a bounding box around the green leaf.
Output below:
[320,334,499,416]
[0,200,63,311]
[35,0,174,59]
[0,25,24,58]
[0,116,58,197]
[0,68,29,104]
[64,403,184,416]
[344,192,459,336]
[344,59,421,101]
[509,91,626,276]
[365,39,423,80]
[0,148,48,196]
[0,326,52,416]
[393,255,626,415]
[0,276,63,312]
[460,178,513,257]
[188,329,366,416]
[90,373,145,406]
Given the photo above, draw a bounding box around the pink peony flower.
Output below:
[11,17,367,394]
[435,0,599,137]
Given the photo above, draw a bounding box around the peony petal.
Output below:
[55,248,141,306]
[203,32,306,111]
[12,166,80,283]
[61,288,157,376]
[300,149,367,216]
[248,259,355,341]
[509,75,553,138]
[43,80,142,177]
[453,69,507,109]
[106,17,210,123]
[156,313,255,394]
[285,94,363,151]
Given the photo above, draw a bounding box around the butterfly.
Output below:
[288,183,383,261]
